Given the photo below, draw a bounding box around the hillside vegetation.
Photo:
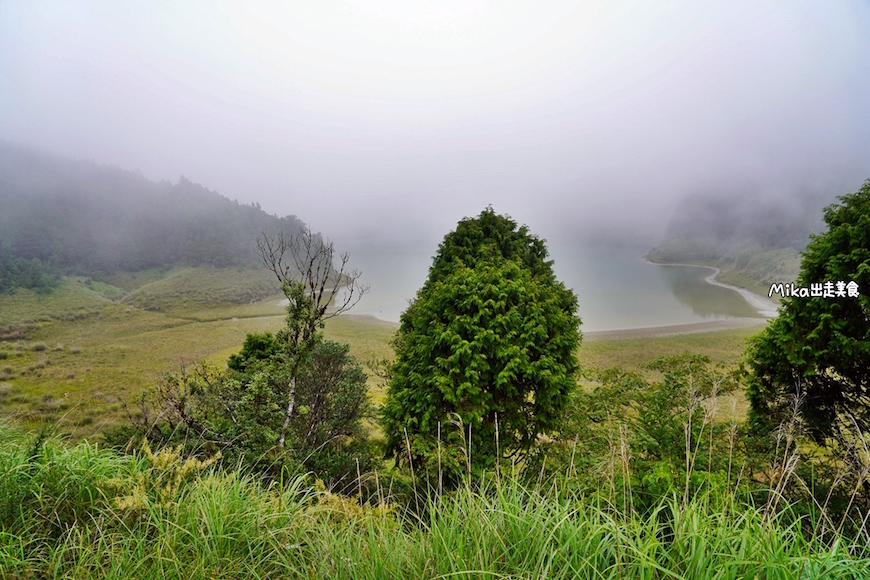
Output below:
[647,187,836,295]
[0,262,759,442]
[0,142,309,291]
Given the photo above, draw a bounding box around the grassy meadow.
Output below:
[0,267,760,440]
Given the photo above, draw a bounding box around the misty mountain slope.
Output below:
[0,142,308,284]
[647,188,837,295]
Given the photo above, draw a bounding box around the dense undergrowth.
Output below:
[2,422,870,579]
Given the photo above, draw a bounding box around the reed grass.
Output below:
[2,421,870,579]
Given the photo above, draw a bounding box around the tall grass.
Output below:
[2,422,870,579]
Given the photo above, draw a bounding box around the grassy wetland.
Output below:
[0,268,395,439]
[0,265,756,440]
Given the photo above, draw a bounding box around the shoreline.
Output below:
[584,317,767,341]
[338,313,769,343]
[641,256,780,318]
[342,313,769,341]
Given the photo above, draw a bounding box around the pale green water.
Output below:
[346,241,764,331]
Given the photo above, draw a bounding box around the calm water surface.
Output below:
[345,241,762,332]
[549,243,761,331]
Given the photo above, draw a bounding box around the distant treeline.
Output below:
[0,250,57,294]
[650,186,835,264]
[0,142,309,290]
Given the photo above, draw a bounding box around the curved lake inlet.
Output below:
[549,244,766,332]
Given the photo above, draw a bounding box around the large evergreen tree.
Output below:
[381,208,581,481]
[747,180,870,442]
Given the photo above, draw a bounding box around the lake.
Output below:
[342,240,766,332]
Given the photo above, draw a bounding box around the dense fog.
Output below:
[2,1,869,310]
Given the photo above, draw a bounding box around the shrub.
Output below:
[118,339,377,487]
[543,354,741,512]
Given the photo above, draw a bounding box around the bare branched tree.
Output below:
[257,225,369,447]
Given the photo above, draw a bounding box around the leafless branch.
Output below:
[257,226,369,343]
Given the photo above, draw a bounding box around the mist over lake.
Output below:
[344,239,764,331]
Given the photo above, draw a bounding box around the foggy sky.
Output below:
[2,0,869,252]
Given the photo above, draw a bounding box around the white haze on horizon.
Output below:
[1,0,869,312]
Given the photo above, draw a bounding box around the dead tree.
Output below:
[256,226,369,447]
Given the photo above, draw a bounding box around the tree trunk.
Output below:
[278,375,296,448]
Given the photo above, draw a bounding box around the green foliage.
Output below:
[0,246,58,294]
[382,208,581,481]
[292,341,370,451]
[277,279,322,351]
[121,337,376,486]
[0,427,131,540]
[5,422,870,578]
[227,331,280,371]
[747,180,870,442]
[546,354,742,512]
[426,205,555,282]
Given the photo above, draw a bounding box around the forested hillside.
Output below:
[647,187,836,294]
[0,142,307,291]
